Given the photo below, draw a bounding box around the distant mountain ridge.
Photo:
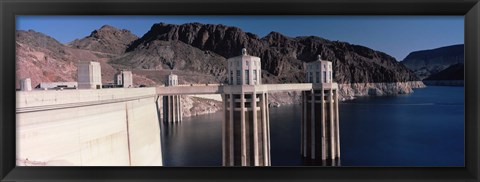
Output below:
[401,44,464,80]
[424,63,464,81]
[422,63,464,86]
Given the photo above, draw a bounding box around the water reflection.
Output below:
[162,122,181,138]
[160,86,464,166]
[161,112,223,166]
[301,158,341,166]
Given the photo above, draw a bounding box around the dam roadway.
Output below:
[155,83,316,95]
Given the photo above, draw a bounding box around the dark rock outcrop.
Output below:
[126,22,420,84]
[69,25,138,55]
[401,44,464,80]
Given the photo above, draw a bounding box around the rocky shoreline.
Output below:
[174,81,426,118]
[157,95,223,120]
[338,81,426,100]
[266,81,425,107]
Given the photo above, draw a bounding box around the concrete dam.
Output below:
[16,50,341,166]
[16,88,163,166]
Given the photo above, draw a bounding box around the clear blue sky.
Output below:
[16,16,463,61]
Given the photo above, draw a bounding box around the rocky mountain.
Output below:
[17,30,97,88]
[16,29,155,89]
[110,40,227,84]
[16,28,222,118]
[69,25,138,55]
[125,22,420,85]
[401,44,464,80]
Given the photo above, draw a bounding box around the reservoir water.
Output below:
[161,86,464,166]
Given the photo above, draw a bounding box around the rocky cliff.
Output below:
[401,44,464,80]
[122,22,423,99]
[126,23,420,86]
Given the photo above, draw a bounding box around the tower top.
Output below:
[227,48,262,85]
[317,54,330,62]
[78,60,100,64]
[304,54,335,84]
[241,48,247,56]
[166,71,178,86]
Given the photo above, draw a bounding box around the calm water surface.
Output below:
[161,86,464,166]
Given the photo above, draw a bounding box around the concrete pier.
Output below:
[301,55,341,166]
[20,78,32,91]
[77,61,102,89]
[163,73,182,123]
[223,48,270,166]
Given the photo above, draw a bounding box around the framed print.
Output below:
[1,0,479,181]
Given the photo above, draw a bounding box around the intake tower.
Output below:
[302,55,341,166]
[222,48,270,166]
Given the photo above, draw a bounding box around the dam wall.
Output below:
[16,88,163,166]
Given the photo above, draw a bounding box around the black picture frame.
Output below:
[1,0,479,181]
